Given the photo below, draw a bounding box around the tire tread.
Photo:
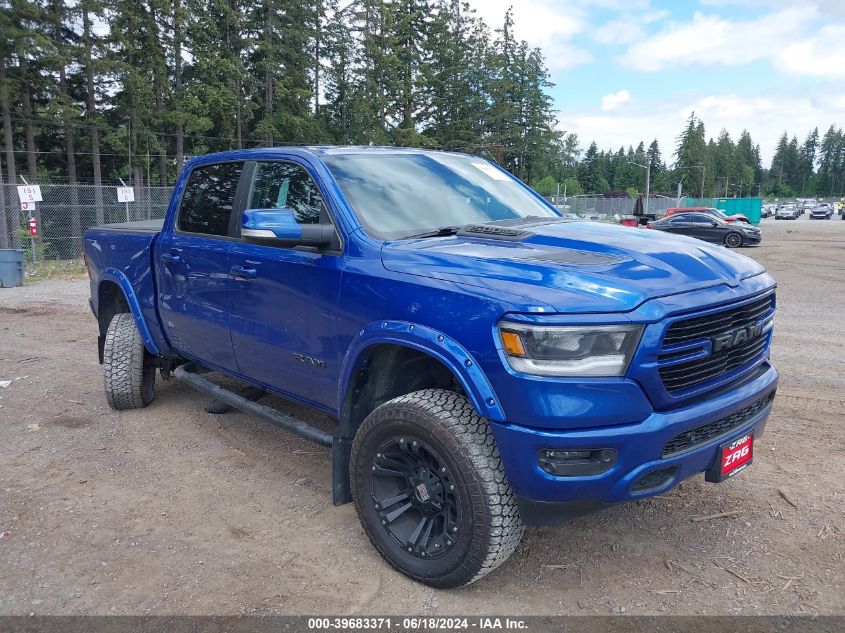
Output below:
[351,389,524,588]
[103,313,154,410]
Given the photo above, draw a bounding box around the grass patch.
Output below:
[25,259,88,282]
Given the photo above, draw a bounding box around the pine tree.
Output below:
[798,127,818,194]
[675,112,707,197]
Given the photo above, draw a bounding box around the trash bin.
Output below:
[0,249,25,288]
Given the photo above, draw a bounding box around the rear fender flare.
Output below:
[99,268,160,356]
[338,320,505,424]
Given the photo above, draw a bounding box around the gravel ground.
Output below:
[0,215,842,616]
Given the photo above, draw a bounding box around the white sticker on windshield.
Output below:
[470,162,511,181]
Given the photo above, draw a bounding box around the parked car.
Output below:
[761,205,775,218]
[83,147,778,588]
[809,204,833,220]
[665,206,750,223]
[775,204,801,220]
[648,212,760,247]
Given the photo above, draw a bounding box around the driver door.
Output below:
[228,160,343,409]
[690,214,724,242]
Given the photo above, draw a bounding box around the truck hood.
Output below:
[381,221,767,313]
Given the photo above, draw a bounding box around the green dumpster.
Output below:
[684,197,763,225]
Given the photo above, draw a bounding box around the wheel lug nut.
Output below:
[446,540,452,546]
[374,504,380,510]
[381,520,386,525]
[412,440,418,447]
[407,547,412,552]
[441,467,446,473]
[452,527,457,533]
[372,466,376,471]
[449,484,455,491]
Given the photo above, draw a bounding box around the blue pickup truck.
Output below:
[84,147,778,588]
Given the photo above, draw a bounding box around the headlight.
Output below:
[498,323,643,377]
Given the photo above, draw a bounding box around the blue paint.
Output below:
[83,146,778,511]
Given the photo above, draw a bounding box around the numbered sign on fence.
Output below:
[17,185,43,203]
[116,186,135,203]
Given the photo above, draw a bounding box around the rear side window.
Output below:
[178,162,244,236]
[250,162,326,225]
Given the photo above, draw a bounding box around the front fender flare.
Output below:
[99,268,160,356]
[338,320,505,423]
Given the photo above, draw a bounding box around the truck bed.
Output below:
[83,219,168,355]
[96,219,164,234]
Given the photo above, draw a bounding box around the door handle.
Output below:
[161,253,181,264]
[230,265,257,279]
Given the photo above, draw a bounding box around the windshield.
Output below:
[323,152,558,240]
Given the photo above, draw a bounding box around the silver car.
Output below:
[775,204,800,220]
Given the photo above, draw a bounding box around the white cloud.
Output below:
[776,25,845,78]
[465,0,592,70]
[594,10,669,45]
[620,7,815,72]
[601,89,632,111]
[560,92,845,165]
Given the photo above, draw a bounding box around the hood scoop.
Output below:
[456,224,531,241]
[456,217,569,242]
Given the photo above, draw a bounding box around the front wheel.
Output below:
[350,390,524,588]
[725,232,743,248]
[103,313,156,410]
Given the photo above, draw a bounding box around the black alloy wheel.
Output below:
[370,436,460,560]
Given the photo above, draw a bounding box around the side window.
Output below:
[178,162,244,236]
[250,162,326,225]
[689,214,710,224]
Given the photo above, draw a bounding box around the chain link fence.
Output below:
[550,196,681,217]
[0,184,173,262]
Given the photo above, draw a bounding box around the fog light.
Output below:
[544,450,591,460]
[538,448,617,477]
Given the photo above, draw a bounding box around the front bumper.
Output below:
[491,362,778,524]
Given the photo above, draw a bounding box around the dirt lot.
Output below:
[0,215,842,616]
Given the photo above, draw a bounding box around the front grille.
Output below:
[658,294,774,393]
[662,391,775,457]
[663,295,772,345]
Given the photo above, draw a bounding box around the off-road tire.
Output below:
[350,389,524,588]
[103,313,155,410]
[725,232,743,248]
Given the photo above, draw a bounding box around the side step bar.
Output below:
[174,362,333,447]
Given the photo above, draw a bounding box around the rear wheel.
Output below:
[103,313,155,410]
[725,232,743,248]
[350,389,524,588]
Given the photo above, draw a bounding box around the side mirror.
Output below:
[241,208,335,248]
[710,220,718,227]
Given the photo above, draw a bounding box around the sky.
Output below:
[465,0,845,164]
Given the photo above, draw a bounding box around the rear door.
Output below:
[157,161,246,371]
[228,159,343,409]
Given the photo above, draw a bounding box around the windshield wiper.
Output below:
[402,225,464,240]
